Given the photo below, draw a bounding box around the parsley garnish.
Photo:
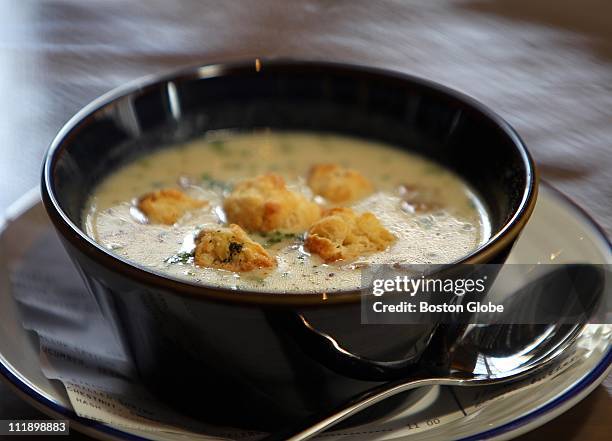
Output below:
[261,231,298,246]
[222,241,243,263]
[209,140,226,153]
[165,251,194,265]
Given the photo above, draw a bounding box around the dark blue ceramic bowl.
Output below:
[41,60,537,430]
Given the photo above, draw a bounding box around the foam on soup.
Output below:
[84,131,491,293]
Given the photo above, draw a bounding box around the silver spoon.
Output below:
[262,264,604,441]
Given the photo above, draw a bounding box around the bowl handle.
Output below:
[268,311,463,381]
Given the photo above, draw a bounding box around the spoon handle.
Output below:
[261,376,452,441]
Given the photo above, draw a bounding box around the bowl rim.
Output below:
[41,58,539,307]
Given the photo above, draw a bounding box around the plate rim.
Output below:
[455,184,611,441]
[0,183,610,441]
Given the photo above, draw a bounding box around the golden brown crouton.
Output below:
[194,224,276,272]
[138,188,207,225]
[307,164,374,203]
[305,207,395,262]
[223,174,321,233]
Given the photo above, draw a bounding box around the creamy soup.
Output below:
[84,131,491,293]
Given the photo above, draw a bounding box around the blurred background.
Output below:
[1,0,611,234]
[0,0,610,439]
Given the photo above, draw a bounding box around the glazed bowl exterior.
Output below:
[41,60,537,430]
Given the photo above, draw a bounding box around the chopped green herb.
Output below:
[165,251,194,265]
[229,242,243,254]
[209,140,226,153]
[222,241,243,263]
[262,231,297,246]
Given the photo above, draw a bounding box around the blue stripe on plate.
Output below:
[1,346,611,441]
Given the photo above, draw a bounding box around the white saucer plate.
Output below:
[0,184,610,441]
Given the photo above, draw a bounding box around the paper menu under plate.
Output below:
[9,230,594,441]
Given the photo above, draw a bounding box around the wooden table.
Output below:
[0,1,610,439]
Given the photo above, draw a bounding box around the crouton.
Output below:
[305,207,395,262]
[223,174,321,233]
[307,164,374,203]
[194,224,276,272]
[138,188,207,225]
